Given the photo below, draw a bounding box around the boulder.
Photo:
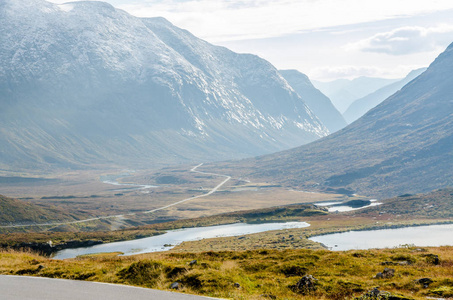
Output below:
[356,287,413,299]
[189,260,197,266]
[170,282,181,290]
[383,268,395,278]
[416,278,434,288]
[423,254,440,265]
[376,268,394,279]
[292,275,317,294]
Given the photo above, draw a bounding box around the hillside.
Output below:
[0,195,82,226]
[313,77,399,113]
[0,0,327,172]
[343,68,427,123]
[280,70,347,132]
[206,43,453,198]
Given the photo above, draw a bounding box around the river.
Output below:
[54,221,310,259]
[309,224,453,251]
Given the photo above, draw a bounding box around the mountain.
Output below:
[208,43,453,198]
[0,194,78,226]
[280,70,347,132]
[313,77,399,113]
[0,0,327,172]
[343,68,427,123]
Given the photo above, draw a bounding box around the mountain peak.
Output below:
[0,0,328,171]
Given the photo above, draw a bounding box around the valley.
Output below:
[1,0,453,299]
[1,187,452,299]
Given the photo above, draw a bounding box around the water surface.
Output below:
[54,221,310,259]
[310,224,453,251]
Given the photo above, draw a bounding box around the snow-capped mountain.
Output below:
[0,0,327,171]
[280,70,347,132]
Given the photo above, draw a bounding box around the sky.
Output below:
[48,0,453,81]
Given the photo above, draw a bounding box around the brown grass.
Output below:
[1,246,452,299]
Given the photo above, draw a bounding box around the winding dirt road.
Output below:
[0,163,231,228]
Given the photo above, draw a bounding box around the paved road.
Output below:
[0,163,231,228]
[0,275,222,300]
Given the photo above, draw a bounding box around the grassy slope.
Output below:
[0,194,90,225]
[1,246,452,299]
[0,189,452,299]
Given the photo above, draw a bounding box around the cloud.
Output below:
[346,25,453,55]
[58,0,453,43]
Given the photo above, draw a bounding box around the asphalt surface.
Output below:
[1,275,222,300]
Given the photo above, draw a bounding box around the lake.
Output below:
[315,199,381,212]
[309,224,453,251]
[54,221,310,259]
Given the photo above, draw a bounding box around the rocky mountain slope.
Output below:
[343,68,427,123]
[313,77,399,113]
[0,0,327,172]
[209,43,453,198]
[280,70,347,132]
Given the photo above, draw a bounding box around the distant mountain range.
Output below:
[313,77,399,113]
[0,0,328,172]
[280,70,347,133]
[343,68,427,123]
[209,43,453,198]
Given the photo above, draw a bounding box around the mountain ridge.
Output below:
[343,68,427,123]
[313,76,400,113]
[280,69,347,132]
[0,0,327,172]
[206,43,453,198]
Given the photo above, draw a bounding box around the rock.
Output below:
[383,268,395,278]
[292,275,317,294]
[260,294,277,299]
[233,282,241,288]
[356,287,413,299]
[170,282,181,290]
[416,278,433,288]
[375,268,395,279]
[382,261,412,266]
[370,287,381,297]
[423,254,440,265]
[188,260,197,266]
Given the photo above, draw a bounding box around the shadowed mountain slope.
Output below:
[343,68,427,123]
[208,43,453,198]
[280,70,347,132]
[313,77,399,113]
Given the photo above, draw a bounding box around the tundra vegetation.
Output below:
[1,246,452,299]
